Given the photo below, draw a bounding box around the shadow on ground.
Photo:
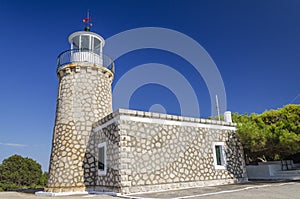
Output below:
[16,188,44,194]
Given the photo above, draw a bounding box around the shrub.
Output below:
[0,182,19,191]
[0,155,44,190]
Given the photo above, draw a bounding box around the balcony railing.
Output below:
[57,49,114,73]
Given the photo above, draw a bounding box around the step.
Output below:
[271,169,300,180]
[268,176,300,180]
[273,173,300,177]
[275,169,300,175]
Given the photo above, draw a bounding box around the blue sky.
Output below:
[0,0,299,171]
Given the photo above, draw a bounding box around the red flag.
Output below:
[83,17,90,23]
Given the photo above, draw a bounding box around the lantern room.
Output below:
[68,31,105,54]
[57,30,114,73]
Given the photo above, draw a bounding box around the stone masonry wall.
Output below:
[91,109,247,194]
[46,64,113,192]
[86,120,122,193]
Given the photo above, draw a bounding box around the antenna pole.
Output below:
[216,95,221,121]
[290,93,300,104]
[83,10,92,31]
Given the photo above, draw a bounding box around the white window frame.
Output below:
[212,142,226,169]
[98,142,107,175]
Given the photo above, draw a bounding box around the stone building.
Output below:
[44,27,247,195]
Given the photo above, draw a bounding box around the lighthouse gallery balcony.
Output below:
[57,49,114,73]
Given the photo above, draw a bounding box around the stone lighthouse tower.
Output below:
[45,23,114,193]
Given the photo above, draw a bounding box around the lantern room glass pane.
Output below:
[94,38,101,54]
[81,35,90,50]
[72,36,79,49]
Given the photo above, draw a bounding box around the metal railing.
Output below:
[57,49,114,73]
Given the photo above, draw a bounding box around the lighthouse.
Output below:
[39,16,249,196]
[45,20,114,193]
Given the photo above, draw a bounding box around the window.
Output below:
[212,142,226,169]
[93,38,101,54]
[98,142,106,175]
[80,35,90,50]
[72,36,79,49]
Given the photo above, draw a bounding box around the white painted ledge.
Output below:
[35,191,88,197]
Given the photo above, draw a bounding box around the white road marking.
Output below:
[120,182,298,199]
[172,182,297,199]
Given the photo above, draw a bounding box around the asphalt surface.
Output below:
[0,181,299,199]
[128,181,300,199]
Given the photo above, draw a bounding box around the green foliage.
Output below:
[233,104,300,163]
[39,172,49,187]
[0,182,18,191]
[0,155,47,191]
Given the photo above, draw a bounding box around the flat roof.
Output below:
[93,109,236,131]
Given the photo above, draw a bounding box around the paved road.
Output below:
[129,181,300,199]
[0,181,299,199]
